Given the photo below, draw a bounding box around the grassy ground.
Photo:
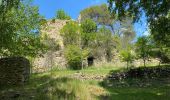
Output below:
[0,65,170,100]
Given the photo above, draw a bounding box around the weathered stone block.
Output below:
[0,57,30,86]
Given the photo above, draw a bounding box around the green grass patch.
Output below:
[1,65,170,100]
[104,86,170,100]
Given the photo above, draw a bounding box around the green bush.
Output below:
[60,21,80,46]
[55,9,71,20]
[64,45,89,70]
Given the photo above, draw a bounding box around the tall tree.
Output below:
[120,17,136,49]
[108,0,170,47]
[80,18,97,48]
[0,1,45,57]
[97,26,114,62]
[80,4,113,26]
[136,36,151,67]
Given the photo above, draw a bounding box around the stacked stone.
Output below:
[0,57,30,86]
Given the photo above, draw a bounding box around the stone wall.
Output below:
[0,57,30,86]
[33,19,68,73]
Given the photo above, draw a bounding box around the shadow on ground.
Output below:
[99,65,170,100]
[0,73,92,100]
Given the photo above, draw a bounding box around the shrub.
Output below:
[64,45,89,69]
[55,9,71,20]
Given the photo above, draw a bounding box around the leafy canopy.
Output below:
[81,18,97,33]
[80,19,97,49]
[0,1,46,57]
[97,26,114,62]
[80,4,113,26]
[61,21,80,46]
[108,0,170,47]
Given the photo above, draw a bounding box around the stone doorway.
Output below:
[87,56,95,66]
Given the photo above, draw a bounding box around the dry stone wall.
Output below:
[0,57,30,86]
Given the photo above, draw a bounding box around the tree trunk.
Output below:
[127,61,129,70]
[159,59,161,67]
[143,59,146,67]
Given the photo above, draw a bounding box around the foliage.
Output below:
[121,18,135,42]
[135,36,152,67]
[61,21,80,46]
[120,50,134,69]
[64,45,89,70]
[80,4,113,26]
[102,16,136,50]
[97,26,115,62]
[108,0,170,22]
[80,19,97,48]
[81,18,97,33]
[0,0,20,16]
[149,47,170,64]
[41,33,60,51]
[0,1,46,57]
[150,12,170,47]
[147,35,170,64]
[55,9,71,20]
[80,5,136,58]
[108,0,170,47]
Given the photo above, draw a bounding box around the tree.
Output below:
[0,0,20,16]
[55,9,71,20]
[97,26,114,62]
[108,0,170,47]
[60,21,80,46]
[120,49,134,69]
[120,17,136,49]
[0,1,46,57]
[80,4,113,26]
[148,37,170,65]
[81,18,97,33]
[80,18,97,48]
[135,36,151,67]
[61,20,95,69]
[150,11,170,47]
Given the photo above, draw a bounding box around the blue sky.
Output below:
[33,0,106,19]
[33,0,148,37]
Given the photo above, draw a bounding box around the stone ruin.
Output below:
[33,19,160,73]
[33,19,68,72]
[0,57,30,86]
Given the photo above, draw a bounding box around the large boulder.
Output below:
[0,57,30,86]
